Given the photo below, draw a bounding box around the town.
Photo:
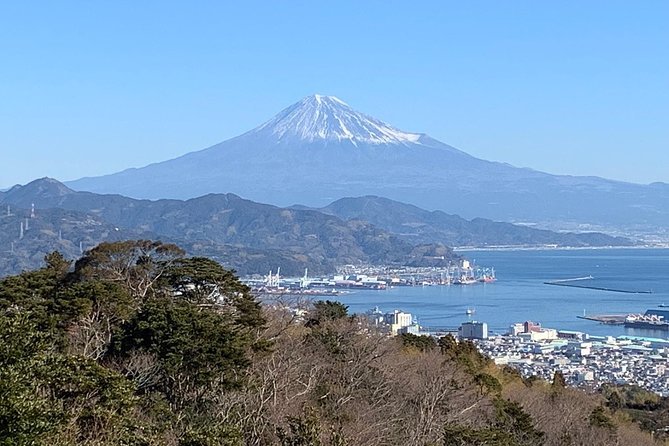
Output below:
[246,266,669,397]
[365,307,669,397]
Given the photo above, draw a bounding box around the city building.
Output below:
[459,321,488,340]
[385,310,413,335]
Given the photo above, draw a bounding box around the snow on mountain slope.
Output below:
[250,94,422,145]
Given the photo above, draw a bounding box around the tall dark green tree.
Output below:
[73,240,185,299]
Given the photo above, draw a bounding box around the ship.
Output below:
[452,260,477,285]
[453,276,477,285]
[624,313,669,330]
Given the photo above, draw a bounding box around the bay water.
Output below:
[335,248,669,337]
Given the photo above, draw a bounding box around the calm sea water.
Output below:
[336,248,669,338]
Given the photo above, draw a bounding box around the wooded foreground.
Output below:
[0,240,662,445]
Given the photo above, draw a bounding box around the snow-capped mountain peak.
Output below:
[252,94,422,145]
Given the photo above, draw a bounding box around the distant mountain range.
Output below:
[0,178,632,277]
[64,94,668,231]
[317,196,633,248]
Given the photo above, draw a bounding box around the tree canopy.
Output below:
[0,240,265,445]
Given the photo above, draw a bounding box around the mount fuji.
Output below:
[66,95,669,230]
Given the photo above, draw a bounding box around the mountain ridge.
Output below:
[0,178,464,277]
[317,195,633,248]
[0,179,634,279]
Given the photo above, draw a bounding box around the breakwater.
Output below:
[544,277,653,294]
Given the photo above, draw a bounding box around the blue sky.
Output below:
[1,1,667,188]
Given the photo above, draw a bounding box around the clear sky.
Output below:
[1,1,667,188]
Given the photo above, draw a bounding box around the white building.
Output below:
[385,310,413,335]
[509,323,525,336]
[459,321,488,340]
[518,329,558,342]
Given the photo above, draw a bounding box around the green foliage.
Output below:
[0,311,138,445]
[0,311,62,445]
[589,406,615,430]
[307,300,349,327]
[399,333,437,352]
[473,373,502,395]
[606,390,624,411]
[0,241,268,444]
[551,370,567,399]
[600,384,669,438]
[163,256,265,330]
[438,334,457,354]
[442,424,518,446]
[179,420,243,446]
[111,296,252,405]
[602,384,660,411]
[277,410,322,446]
[438,335,491,374]
[309,325,351,356]
[552,371,566,389]
[523,375,541,388]
[0,252,69,330]
[500,364,523,382]
[493,398,545,445]
[106,248,267,408]
[73,240,185,299]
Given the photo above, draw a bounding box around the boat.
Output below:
[465,308,475,315]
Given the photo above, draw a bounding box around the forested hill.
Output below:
[0,179,458,277]
[0,178,633,277]
[0,242,659,445]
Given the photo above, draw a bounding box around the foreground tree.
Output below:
[73,240,184,300]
